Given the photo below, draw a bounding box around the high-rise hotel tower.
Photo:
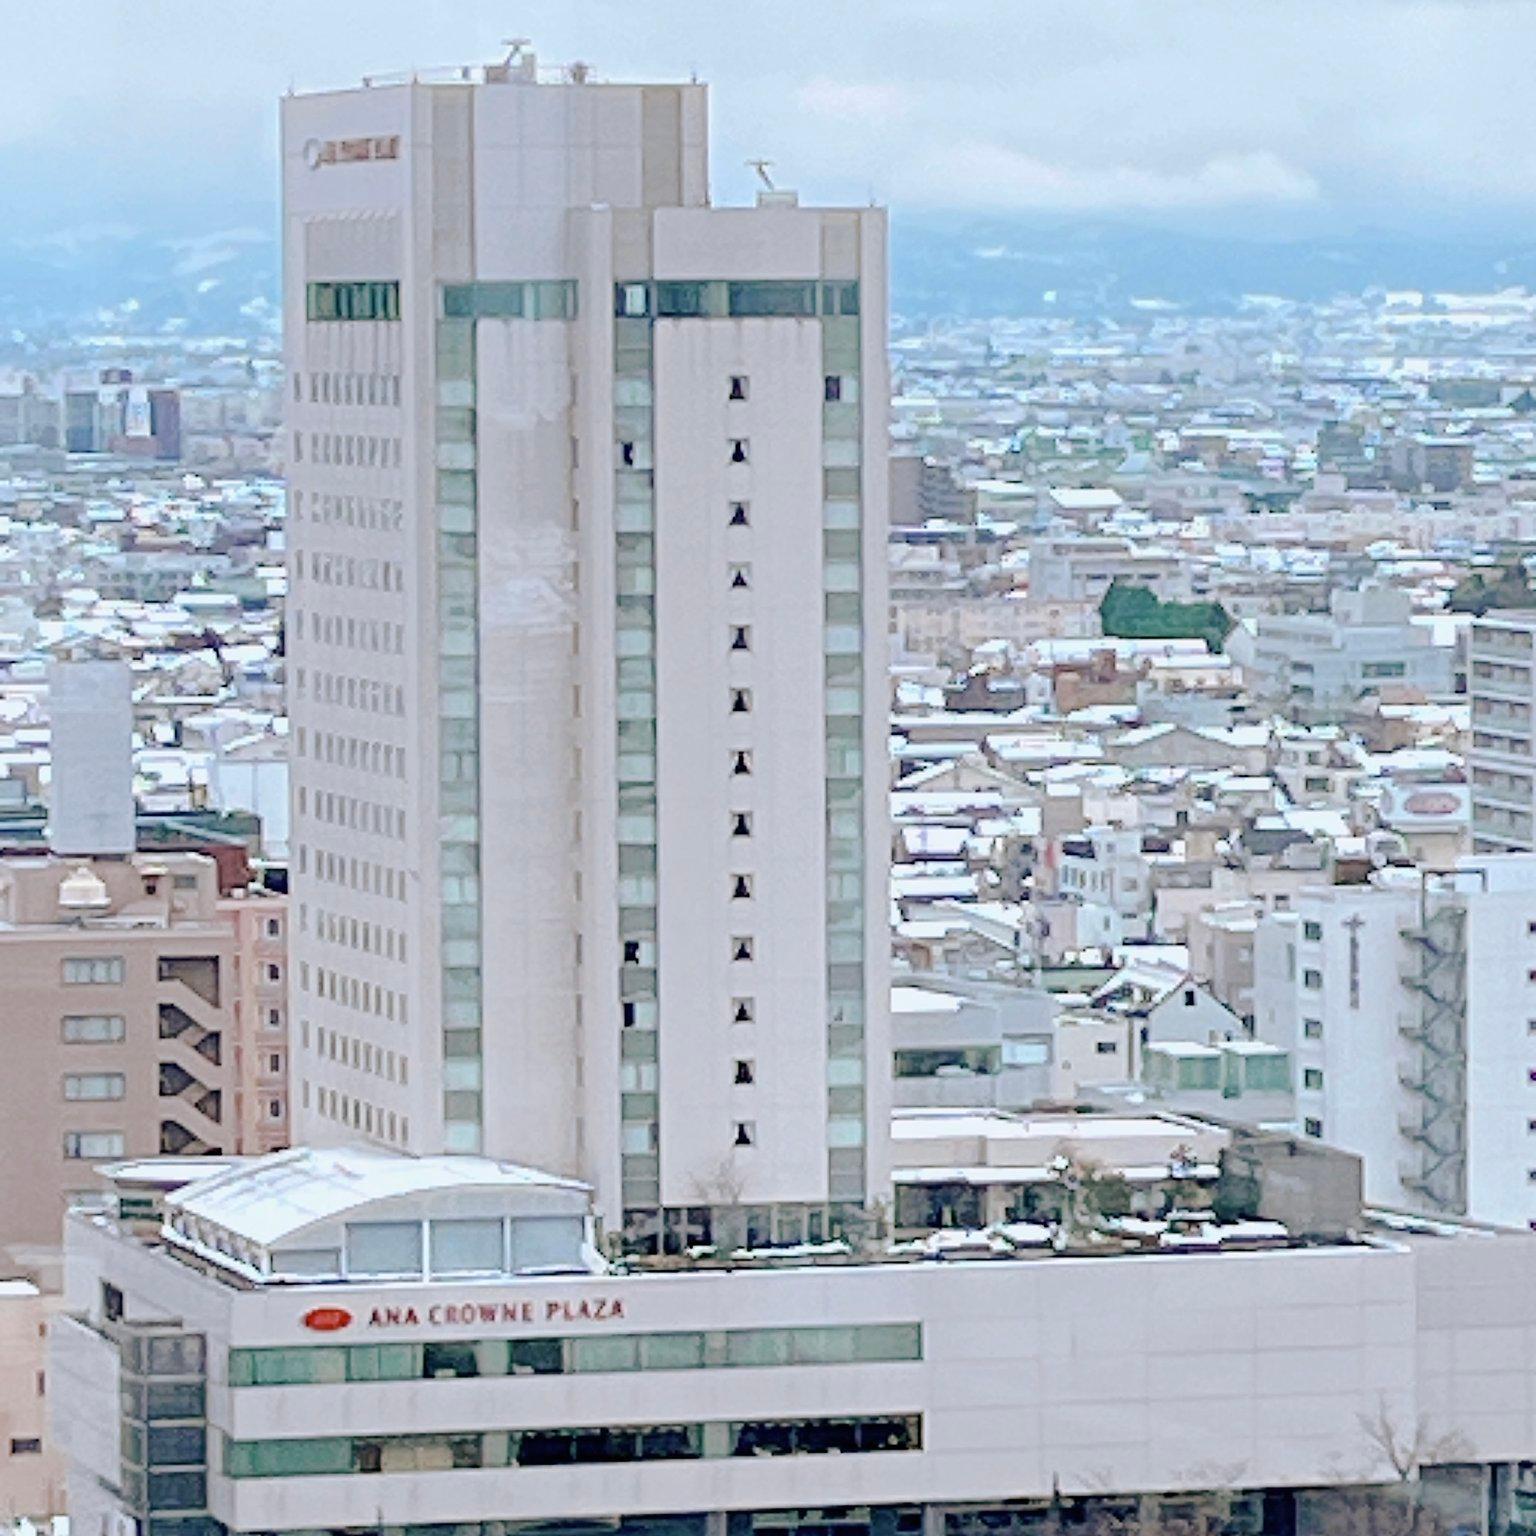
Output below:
[282,49,889,1247]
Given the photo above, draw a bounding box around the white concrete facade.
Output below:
[1254,857,1536,1228]
[54,1180,1536,1533]
[282,57,890,1238]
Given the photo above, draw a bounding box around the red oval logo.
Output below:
[302,1307,353,1333]
[1402,791,1460,816]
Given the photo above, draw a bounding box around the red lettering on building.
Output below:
[359,1296,624,1330]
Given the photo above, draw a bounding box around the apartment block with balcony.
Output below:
[0,851,237,1269]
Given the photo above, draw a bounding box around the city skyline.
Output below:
[18,13,1536,1532]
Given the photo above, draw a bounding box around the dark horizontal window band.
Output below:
[440,281,578,321]
[229,1322,921,1386]
[614,281,860,320]
[225,1414,922,1478]
[306,281,401,322]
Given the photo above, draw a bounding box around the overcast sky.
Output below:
[5,1,1536,238]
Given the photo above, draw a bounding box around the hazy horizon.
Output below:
[8,0,1536,243]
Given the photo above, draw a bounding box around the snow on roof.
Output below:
[892,985,966,1015]
[1048,487,1126,510]
[1111,723,1177,748]
[166,1146,589,1250]
[891,1109,1208,1143]
[900,826,970,858]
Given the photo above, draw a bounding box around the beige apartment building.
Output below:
[0,1280,64,1519]
[0,850,237,1269]
[219,888,290,1155]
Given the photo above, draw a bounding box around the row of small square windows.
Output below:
[300,550,405,594]
[306,905,408,966]
[299,961,408,1024]
[294,371,402,408]
[291,491,405,534]
[296,845,409,904]
[293,432,403,469]
[308,1081,407,1145]
[308,669,407,713]
[302,787,406,842]
[311,1023,409,1085]
[296,721,408,768]
[295,728,407,780]
[293,608,407,657]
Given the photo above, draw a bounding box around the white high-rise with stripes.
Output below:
[282,48,890,1249]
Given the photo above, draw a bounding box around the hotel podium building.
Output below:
[282,49,890,1247]
[49,1147,1536,1536]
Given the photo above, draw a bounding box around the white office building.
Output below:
[49,1146,1536,1536]
[281,48,890,1248]
[1253,854,1536,1227]
[1245,583,1454,721]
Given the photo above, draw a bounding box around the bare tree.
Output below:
[1302,1401,1474,1536]
[690,1154,747,1209]
[1357,1402,1470,1483]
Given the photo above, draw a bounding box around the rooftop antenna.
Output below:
[502,37,532,65]
[747,159,776,192]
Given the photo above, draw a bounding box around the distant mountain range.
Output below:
[891,215,1536,319]
[7,214,1536,337]
[0,225,279,340]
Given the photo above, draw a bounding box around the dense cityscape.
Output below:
[6,23,1536,1536]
